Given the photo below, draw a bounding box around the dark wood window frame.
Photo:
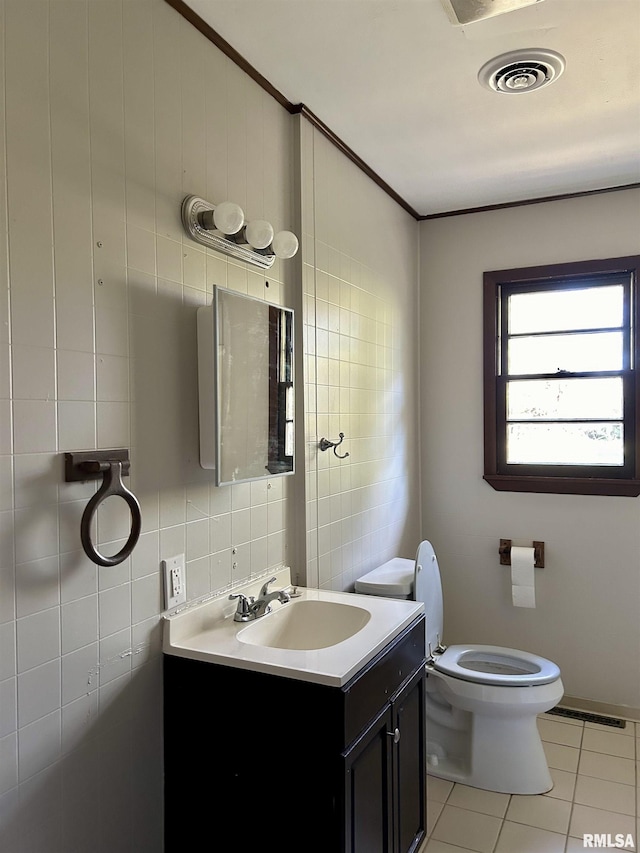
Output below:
[483,255,640,496]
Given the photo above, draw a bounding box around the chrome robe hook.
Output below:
[319,432,349,459]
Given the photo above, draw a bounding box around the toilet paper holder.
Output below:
[499,539,545,568]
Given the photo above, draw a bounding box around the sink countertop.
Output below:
[162,566,424,687]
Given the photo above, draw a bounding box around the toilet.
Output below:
[355,540,564,794]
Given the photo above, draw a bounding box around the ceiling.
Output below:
[181,0,640,217]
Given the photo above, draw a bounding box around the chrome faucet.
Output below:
[229,576,290,622]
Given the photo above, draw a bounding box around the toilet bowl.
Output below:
[355,541,564,794]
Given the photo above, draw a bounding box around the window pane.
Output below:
[507,377,623,421]
[508,331,623,375]
[506,422,623,465]
[508,285,623,334]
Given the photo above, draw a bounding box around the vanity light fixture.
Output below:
[181,195,299,270]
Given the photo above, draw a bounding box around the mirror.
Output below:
[197,287,294,485]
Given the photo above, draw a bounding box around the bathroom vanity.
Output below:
[163,570,427,853]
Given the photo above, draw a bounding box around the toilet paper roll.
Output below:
[511,546,536,608]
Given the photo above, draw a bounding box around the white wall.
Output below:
[419,188,640,712]
[0,1,421,849]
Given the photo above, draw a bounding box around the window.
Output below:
[483,256,640,496]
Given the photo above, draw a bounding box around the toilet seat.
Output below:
[433,644,560,687]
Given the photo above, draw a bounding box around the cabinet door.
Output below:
[343,706,394,853]
[392,668,427,853]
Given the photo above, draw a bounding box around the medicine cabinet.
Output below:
[197,287,294,485]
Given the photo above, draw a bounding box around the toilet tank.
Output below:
[354,541,444,656]
[354,558,414,599]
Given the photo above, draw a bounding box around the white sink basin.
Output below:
[163,566,424,686]
[238,599,371,650]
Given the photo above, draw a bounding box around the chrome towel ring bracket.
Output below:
[319,432,349,459]
[64,450,142,568]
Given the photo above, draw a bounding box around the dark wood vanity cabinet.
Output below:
[164,615,426,853]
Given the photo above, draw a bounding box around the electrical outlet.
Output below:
[162,554,186,609]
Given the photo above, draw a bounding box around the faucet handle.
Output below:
[229,592,254,622]
[259,576,278,597]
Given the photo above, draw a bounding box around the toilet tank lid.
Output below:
[355,558,415,597]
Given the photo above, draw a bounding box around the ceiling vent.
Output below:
[441,0,544,26]
[478,48,566,93]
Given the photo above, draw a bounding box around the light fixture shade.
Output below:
[245,219,274,250]
[213,201,245,235]
[272,230,299,259]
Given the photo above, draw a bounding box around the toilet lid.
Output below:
[354,558,415,597]
[433,644,561,686]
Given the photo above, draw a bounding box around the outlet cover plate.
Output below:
[163,554,186,610]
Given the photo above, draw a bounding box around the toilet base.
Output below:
[427,712,553,794]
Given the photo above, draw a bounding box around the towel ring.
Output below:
[79,461,142,567]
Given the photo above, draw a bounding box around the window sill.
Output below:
[483,474,640,497]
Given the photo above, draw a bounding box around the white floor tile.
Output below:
[505,794,571,834]
[578,749,636,785]
[424,840,479,853]
[428,798,445,829]
[430,805,502,853]
[537,717,583,748]
[427,774,454,803]
[582,726,636,758]
[446,784,510,818]
[574,773,637,815]
[542,741,580,773]
[494,820,566,853]
[569,804,637,850]
[543,767,576,801]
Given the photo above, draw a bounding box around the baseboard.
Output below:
[560,694,640,723]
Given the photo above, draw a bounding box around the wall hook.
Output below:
[64,451,142,567]
[319,432,350,459]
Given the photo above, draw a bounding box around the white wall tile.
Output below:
[57,401,96,451]
[0,677,16,738]
[0,623,16,682]
[50,0,94,358]
[17,711,61,782]
[11,346,55,401]
[0,733,18,796]
[131,573,162,625]
[61,643,98,706]
[98,584,131,639]
[57,351,95,402]
[15,556,59,619]
[0,455,12,512]
[5,1,55,352]
[13,401,56,454]
[61,595,98,655]
[17,659,60,728]
[16,608,60,673]
[186,518,209,561]
[13,505,59,565]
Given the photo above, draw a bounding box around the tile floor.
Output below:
[420,712,639,853]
